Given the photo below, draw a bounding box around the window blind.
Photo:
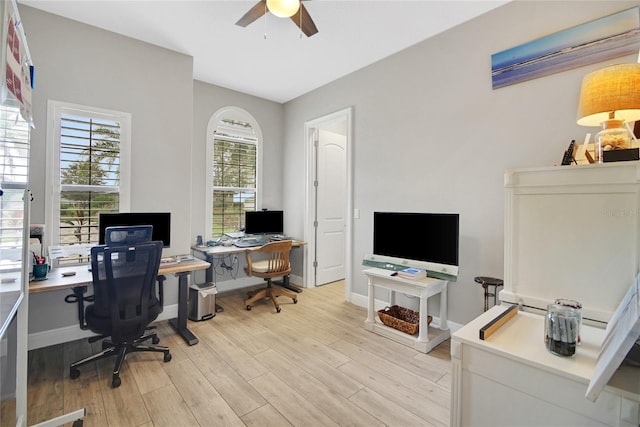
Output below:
[58,114,121,256]
[212,118,257,236]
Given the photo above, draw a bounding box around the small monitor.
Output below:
[244,210,284,235]
[98,212,171,247]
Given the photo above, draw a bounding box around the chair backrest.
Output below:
[90,240,163,343]
[105,225,153,246]
[245,240,292,279]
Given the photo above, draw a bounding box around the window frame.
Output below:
[206,107,263,239]
[45,100,131,266]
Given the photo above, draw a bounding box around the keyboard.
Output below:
[233,238,267,248]
[269,234,288,241]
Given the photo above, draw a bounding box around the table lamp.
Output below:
[577,63,640,163]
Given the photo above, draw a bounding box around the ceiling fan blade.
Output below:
[236,0,267,27]
[290,2,318,37]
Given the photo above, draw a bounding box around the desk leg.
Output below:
[204,254,224,313]
[274,274,302,293]
[168,271,199,346]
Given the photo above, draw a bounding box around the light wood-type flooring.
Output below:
[23,280,451,426]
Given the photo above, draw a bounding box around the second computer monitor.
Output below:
[244,210,283,235]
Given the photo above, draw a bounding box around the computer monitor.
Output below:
[244,210,284,235]
[98,212,171,247]
[372,211,459,276]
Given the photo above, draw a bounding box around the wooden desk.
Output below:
[29,258,210,346]
[192,240,305,293]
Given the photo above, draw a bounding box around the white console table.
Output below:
[363,267,450,353]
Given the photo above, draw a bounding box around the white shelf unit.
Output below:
[451,162,640,426]
[363,267,450,353]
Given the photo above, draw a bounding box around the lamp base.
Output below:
[595,119,632,163]
[603,148,639,163]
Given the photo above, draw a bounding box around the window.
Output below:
[0,102,29,265]
[206,108,262,238]
[46,101,130,265]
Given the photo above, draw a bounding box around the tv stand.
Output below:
[363,267,450,353]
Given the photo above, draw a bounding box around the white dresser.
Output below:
[451,163,640,426]
[451,306,640,426]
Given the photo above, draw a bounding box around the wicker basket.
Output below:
[377,305,432,335]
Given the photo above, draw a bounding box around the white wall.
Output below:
[21,4,195,334]
[20,0,640,338]
[282,0,640,324]
[190,80,285,240]
[19,5,286,339]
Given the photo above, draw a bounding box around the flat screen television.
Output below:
[98,212,171,247]
[368,211,459,278]
[244,210,284,235]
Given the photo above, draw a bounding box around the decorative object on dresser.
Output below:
[577,63,640,163]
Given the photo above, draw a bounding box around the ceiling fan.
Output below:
[236,0,319,37]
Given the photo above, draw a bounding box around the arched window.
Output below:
[206,107,262,238]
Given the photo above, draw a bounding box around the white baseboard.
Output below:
[27,305,179,350]
[348,291,462,334]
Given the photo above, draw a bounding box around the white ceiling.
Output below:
[19,0,508,103]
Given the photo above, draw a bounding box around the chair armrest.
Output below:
[156,275,166,306]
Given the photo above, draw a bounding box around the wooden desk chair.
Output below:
[244,240,298,313]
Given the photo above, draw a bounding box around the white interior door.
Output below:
[315,129,346,285]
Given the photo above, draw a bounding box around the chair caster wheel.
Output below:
[152,336,160,345]
[246,305,252,311]
[70,368,80,379]
[164,352,172,363]
[276,307,281,313]
[293,299,298,304]
[111,375,121,388]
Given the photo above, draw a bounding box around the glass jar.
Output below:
[544,300,582,357]
[595,119,632,163]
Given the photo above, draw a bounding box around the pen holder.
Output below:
[544,303,581,357]
[33,263,48,280]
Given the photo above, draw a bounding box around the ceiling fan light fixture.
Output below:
[266,0,300,18]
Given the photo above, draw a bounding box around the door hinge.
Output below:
[313,220,318,228]
[314,180,319,187]
[313,261,318,268]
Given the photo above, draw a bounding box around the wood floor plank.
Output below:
[0,399,16,427]
[97,368,152,427]
[128,350,173,395]
[258,348,383,426]
[248,372,340,427]
[252,332,364,398]
[142,384,198,427]
[338,360,450,426]
[27,345,65,407]
[200,361,267,417]
[330,338,450,400]
[164,359,245,426]
[349,386,436,427]
[194,321,269,381]
[26,281,454,427]
[241,403,292,427]
[62,373,108,426]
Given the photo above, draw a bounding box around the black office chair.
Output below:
[69,239,171,388]
[105,224,153,246]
